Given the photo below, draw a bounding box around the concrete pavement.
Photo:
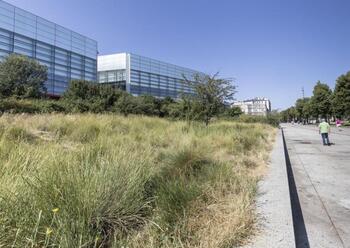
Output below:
[243,131,295,248]
[282,124,350,248]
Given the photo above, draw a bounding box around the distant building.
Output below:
[98,53,204,99]
[0,1,98,96]
[232,97,271,116]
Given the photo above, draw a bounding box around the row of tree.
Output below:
[0,54,243,125]
[281,74,350,123]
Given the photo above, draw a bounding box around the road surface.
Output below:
[281,124,350,248]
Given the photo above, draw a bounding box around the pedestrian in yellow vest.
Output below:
[319,119,331,146]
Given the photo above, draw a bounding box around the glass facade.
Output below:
[129,53,200,98]
[98,70,126,83]
[98,53,203,99]
[0,1,97,95]
[98,69,126,90]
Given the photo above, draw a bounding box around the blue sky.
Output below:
[6,0,350,109]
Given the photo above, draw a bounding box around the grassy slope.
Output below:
[0,114,275,248]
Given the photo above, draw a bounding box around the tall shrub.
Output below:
[0,54,47,98]
[183,73,236,126]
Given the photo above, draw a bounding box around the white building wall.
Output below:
[98,53,127,71]
[232,97,271,116]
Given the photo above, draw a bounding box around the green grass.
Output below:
[0,114,275,248]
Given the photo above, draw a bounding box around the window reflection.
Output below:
[0,1,98,95]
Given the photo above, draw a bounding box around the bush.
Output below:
[0,98,40,114]
[0,98,70,114]
[221,106,243,118]
[236,114,280,127]
[114,93,139,116]
[35,100,68,113]
[0,54,47,98]
[62,80,124,113]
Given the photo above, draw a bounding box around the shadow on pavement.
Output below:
[282,128,310,248]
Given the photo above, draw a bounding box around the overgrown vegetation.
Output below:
[236,113,281,127]
[0,114,275,247]
[0,48,278,247]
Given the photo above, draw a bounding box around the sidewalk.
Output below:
[243,130,295,248]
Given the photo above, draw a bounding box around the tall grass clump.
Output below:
[0,114,275,248]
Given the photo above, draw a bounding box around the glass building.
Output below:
[0,0,97,96]
[98,53,203,98]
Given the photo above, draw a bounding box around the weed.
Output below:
[0,114,275,248]
[4,126,35,143]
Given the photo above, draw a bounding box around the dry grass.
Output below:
[0,114,275,248]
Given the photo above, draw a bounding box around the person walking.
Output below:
[319,119,331,146]
[336,119,342,131]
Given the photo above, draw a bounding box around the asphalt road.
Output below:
[281,124,350,248]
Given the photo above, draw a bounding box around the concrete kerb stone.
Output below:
[242,129,295,248]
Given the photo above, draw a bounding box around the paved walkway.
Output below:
[243,131,294,248]
[282,124,350,248]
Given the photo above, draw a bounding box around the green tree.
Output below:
[223,106,243,118]
[332,71,350,119]
[295,97,311,123]
[310,81,332,120]
[280,109,289,122]
[302,99,312,123]
[289,107,297,122]
[0,54,47,98]
[184,73,236,126]
[280,107,297,122]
